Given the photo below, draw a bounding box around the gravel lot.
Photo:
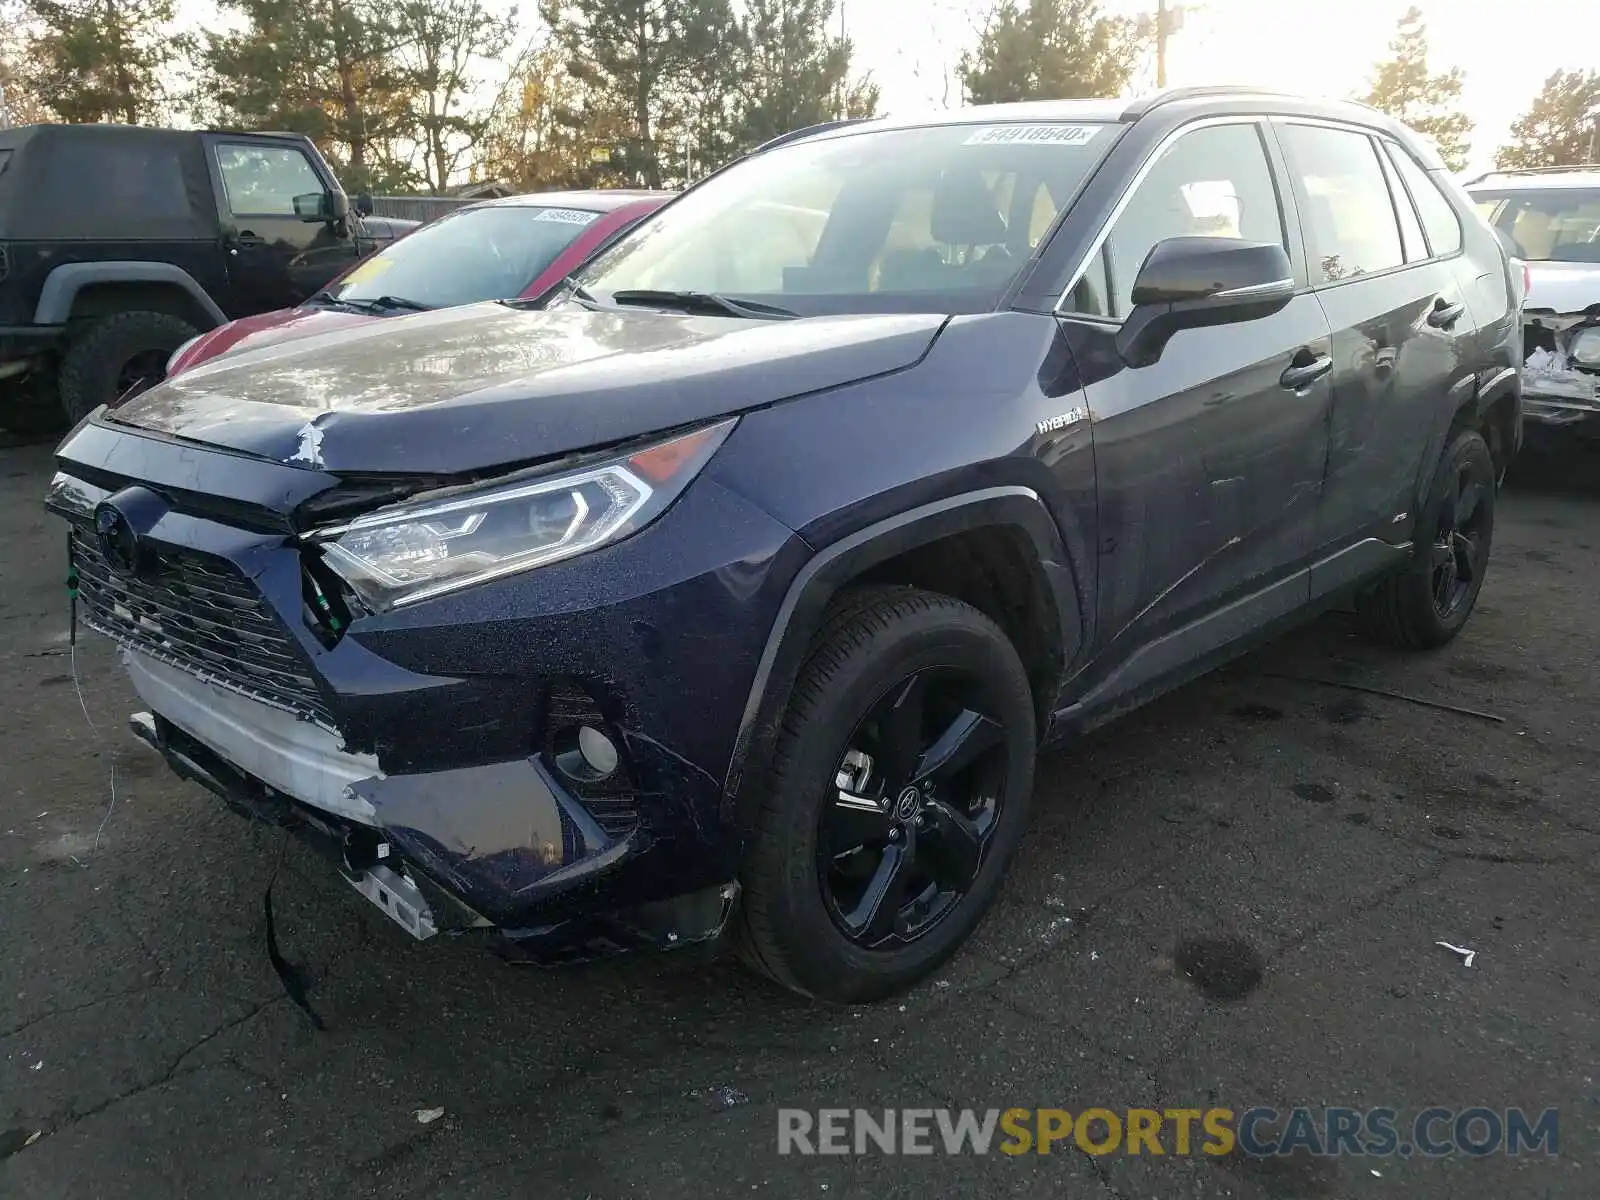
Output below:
[1,435,1596,1199]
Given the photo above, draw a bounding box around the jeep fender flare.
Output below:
[721,486,1083,832]
[34,262,227,328]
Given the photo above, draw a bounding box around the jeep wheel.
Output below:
[1356,428,1495,650]
[58,311,198,424]
[737,587,1036,1002]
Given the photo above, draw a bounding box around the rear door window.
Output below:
[1384,143,1463,256]
[1280,124,1406,284]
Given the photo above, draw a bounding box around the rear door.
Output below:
[1275,120,1479,572]
[1055,118,1334,668]
[206,138,359,315]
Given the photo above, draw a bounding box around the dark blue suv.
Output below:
[48,88,1522,1002]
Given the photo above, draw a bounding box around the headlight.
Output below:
[166,334,204,377]
[314,419,735,611]
[1568,325,1600,369]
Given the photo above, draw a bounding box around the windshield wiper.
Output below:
[306,290,372,312]
[608,289,799,320]
[365,294,432,312]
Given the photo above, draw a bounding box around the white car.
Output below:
[1466,166,1600,439]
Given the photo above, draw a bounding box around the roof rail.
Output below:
[1120,85,1383,120]
[750,117,874,155]
[1463,163,1600,185]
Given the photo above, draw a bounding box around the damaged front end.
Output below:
[44,419,801,968]
[1520,309,1600,434]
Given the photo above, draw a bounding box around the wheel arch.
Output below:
[1417,367,1518,507]
[35,262,226,330]
[721,487,1083,838]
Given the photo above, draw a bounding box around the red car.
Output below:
[166,189,672,376]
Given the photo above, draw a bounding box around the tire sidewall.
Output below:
[59,312,198,424]
[757,602,1036,1000]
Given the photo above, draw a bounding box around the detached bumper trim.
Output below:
[122,648,381,825]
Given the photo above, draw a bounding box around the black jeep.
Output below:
[0,123,413,429]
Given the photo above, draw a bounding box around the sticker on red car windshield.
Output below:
[531,208,601,225]
[963,124,1100,147]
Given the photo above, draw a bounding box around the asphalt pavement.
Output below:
[1,436,1595,1199]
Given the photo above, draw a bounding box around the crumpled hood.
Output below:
[1525,260,1600,315]
[111,302,947,474]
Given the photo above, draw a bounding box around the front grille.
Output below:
[71,527,334,728]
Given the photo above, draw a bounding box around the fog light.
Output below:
[577,724,619,777]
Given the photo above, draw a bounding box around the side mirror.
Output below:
[354,192,375,217]
[1115,237,1295,368]
[293,192,332,222]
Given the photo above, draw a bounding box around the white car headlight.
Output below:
[314,419,735,611]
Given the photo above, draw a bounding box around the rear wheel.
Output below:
[737,587,1036,1002]
[58,311,198,423]
[1355,428,1495,650]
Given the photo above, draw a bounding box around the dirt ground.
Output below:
[1,435,1596,1199]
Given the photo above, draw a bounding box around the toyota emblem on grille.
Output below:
[94,501,141,575]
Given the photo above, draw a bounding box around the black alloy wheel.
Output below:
[819,667,1008,948]
[1355,428,1495,651]
[736,586,1036,1003]
[1429,458,1490,619]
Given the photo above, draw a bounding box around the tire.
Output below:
[737,585,1037,1002]
[58,311,198,424]
[1355,428,1495,650]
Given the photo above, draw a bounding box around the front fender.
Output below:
[720,486,1081,833]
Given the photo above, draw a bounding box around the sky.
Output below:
[841,0,1584,176]
[167,0,1581,178]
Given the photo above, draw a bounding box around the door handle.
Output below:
[234,231,265,246]
[1427,298,1465,328]
[1280,354,1333,392]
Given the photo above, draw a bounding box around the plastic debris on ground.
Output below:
[1436,941,1477,968]
[414,1107,446,1125]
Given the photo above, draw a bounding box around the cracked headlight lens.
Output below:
[315,419,734,611]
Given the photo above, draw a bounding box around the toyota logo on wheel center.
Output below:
[895,787,920,820]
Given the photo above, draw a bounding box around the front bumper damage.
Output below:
[1520,311,1600,433]
[123,647,741,960]
[46,424,806,966]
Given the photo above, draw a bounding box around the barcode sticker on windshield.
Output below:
[532,208,600,225]
[963,124,1099,147]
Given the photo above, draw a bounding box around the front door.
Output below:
[1275,121,1482,559]
[210,140,360,316]
[1054,118,1334,681]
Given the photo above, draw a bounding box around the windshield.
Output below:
[325,203,602,308]
[1472,188,1600,262]
[575,121,1119,316]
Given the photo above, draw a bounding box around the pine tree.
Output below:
[202,0,412,190]
[957,0,1142,106]
[539,0,741,187]
[736,0,875,149]
[22,0,182,124]
[1361,6,1471,173]
[1496,69,1600,170]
